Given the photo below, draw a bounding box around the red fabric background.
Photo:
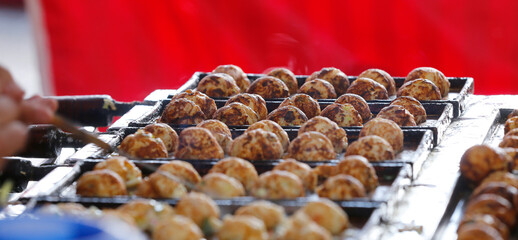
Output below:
[41,0,518,101]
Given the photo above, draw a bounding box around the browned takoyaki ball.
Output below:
[336,155,379,192]
[344,136,395,161]
[464,194,516,227]
[228,129,284,161]
[160,98,205,125]
[316,174,366,200]
[358,69,396,96]
[481,171,518,190]
[274,159,318,191]
[390,96,427,124]
[471,182,518,209]
[143,123,179,153]
[279,94,321,119]
[298,79,337,99]
[376,105,417,127]
[135,177,160,198]
[505,129,518,138]
[175,127,224,160]
[217,215,268,240]
[247,76,289,99]
[147,172,188,198]
[251,170,305,199]
[214,102,259,126]
[298,198,350,235]
[117,199,175,232]
[307,67,350,96]
[93,156,142,188]
[157,160,201,187]
[458,214,509,240]
[213,64,250,93]
[152,215,203,240]
[459,145,510,183]
[172,89,217,118]
[209,157,259,191]
[500,135,518,148]
[277,212,333,240]
[267,105,308,126]
[405,67,450,97]
[119,129,168,159]
[287,131,336,161]
[246,120,290,152]
[197,119,232,152]
[457,223,505,240]
[360,118,404,152]
[346,77,389,100]
[320,103,363,127]
[226,93,268,120]
[335,93,372,122]
[235,201,286,230]
[197,73,241,97]
[268,67,298,95]
[176,192,221,227]
[76,170,127,197]
[299,116,348,153]
[197,173,245,198]
[502,148,518,171]
[397,79,441,101]
[505,116,518,134]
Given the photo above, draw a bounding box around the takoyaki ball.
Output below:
[298,79,337,99]
[390,96,427,124]
[344,136,395,162]
[299,199,349,235]
[152,215,203,240]
[226,93,268,120]
[197,173,245,198]
[247,120,290,152]
[336,155,379,192]
[480,171,518,190]
[117,199,175,232]
[76,170,127,197]
[148,172,188,198]
[335,93,372,122]
[358,68,396,96]
[119,129,168,159]
[376,105,417,127]
[247,76,289,99]
[458,214,509,240]
[316,174,367,200]
[213,64,250,93]
[286,132,336,161]
[235,201,286,230]
[143,123,179,153]
[508,109,518,120]
[472,182,518,208]
[307,67,349,96]
[274,159,317,191]
[209,157,258,191]
[505,128,518,138]
[459,145,510,183]
[502,147,518,171]
[159,98,205,125]
[500,135,518,148]
[214,102,259,126]
[172,89,217,118]
[176,192,221,227]
[464,194,515,227]
[268,67,298,95]
[217,215,268,240]
[405,67,450,97]
[197,73,240,97]
[277,211,332,240]
[312,164,337,179]
[175,127,224,160]
[267,106,308,126]
[505,116,518,134]
[228,129,283,161]
[197,119,232,152]
[94,156,142,188]
[299,116,348,153]
[251,170,305,199]
[457,223,504,240]
[397,79,441,101]
[320,103,363,127]
[360,117,404,152]
[346,77,389,100]
[135,177,160,198]
[157,160,202,187]
[279,94,321,119]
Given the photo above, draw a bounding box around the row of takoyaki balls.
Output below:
[77,155,378,200]
[119,116,403,162]
[457,110,518,240]
[40,195,352,240]
[197,64,450,101]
